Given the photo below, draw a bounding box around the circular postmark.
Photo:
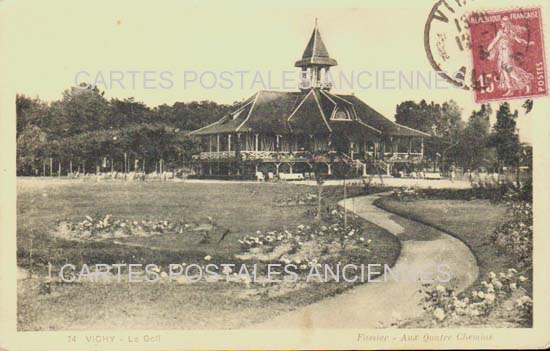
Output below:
[424,0,475,90]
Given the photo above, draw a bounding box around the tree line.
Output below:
[395,99,528,172]
[16,85,237,175]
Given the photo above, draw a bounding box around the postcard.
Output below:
[1,0,549,349]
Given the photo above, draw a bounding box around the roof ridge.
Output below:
[393,122,431,137]
[312,89,332,132]
[236,91,261,132]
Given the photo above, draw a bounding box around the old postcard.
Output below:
[1,0,549,349]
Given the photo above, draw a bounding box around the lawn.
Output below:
[374,198,523,288]
[375,197,534,327]
[17,178,400,330]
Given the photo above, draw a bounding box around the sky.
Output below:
[3,0,549,143]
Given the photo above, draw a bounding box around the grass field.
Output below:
[17,178,400,330]
[375,197,534,327]
[375,198,531,292]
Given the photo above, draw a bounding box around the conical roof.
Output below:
[295,21,337,67]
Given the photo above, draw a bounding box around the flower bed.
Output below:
[418,269,531,327]
[491,199,532,267]
[273,193,318,207]
[54,215,192,241]
[235,209,372,277]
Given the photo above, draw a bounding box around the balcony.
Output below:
[193,151,235,160]
[193,150,424,163]
[194,150,341,163]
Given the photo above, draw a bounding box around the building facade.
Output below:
[190,22,429,177]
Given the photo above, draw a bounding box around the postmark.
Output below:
[468,8,548,102]
[424,0,474,90]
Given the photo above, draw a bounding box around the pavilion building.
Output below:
[190,22,429,177]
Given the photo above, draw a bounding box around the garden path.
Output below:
[252,191,478,329]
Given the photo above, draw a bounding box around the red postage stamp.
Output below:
[468,7,547,103]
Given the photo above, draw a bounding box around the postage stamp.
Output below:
[468,8,547,102]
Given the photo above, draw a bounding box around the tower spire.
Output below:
[295,20,337,90]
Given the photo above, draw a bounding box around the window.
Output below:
[397,138,410,153]
[239,134,255,151]
[209,135,216,152]
[332,107,351,120]
[313,135,329,151]
[200,136,209,152]
[366,141,375,153]
[280,135,293,152]
[411,138,423,153]
[258,135,275,151]
[296,135,311,151]
[219,134,228,152]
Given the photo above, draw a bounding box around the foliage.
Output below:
[389,187,422,201]
[395,100,462,138]
[453,104,493,169]
[56,215,192,241]
[388,180,530,205]
[395,100,463,165]
[489,103,521,167]
[16,88,236,175]
[419,270,531,327]
[491,197,532,267]
[238,209,372,276]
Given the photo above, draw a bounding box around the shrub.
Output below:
[491,200,532,267]
[420,269,531,327]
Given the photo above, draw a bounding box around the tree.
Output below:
[395,100,436,134]
[440,100,464,141]
[108,98,152,128]
[44,86,110,138]
[395,99,463,170]
[16,126,48,175]
[395,99,463,139]
[455,104,493,170]
[16,94,49,136]
[490,102,521,168]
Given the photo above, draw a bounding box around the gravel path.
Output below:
[253,192,478,329]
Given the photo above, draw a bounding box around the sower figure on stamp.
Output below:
[486,16,535,97]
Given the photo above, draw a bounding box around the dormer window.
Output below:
[332,107,351,120]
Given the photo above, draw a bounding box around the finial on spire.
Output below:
[315,17,318,27]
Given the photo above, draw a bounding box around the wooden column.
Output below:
[255,134,259,152]
[236,134,241,176]
[228,134,232,152]
[325,162,332,175]
[216,134,220,152]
